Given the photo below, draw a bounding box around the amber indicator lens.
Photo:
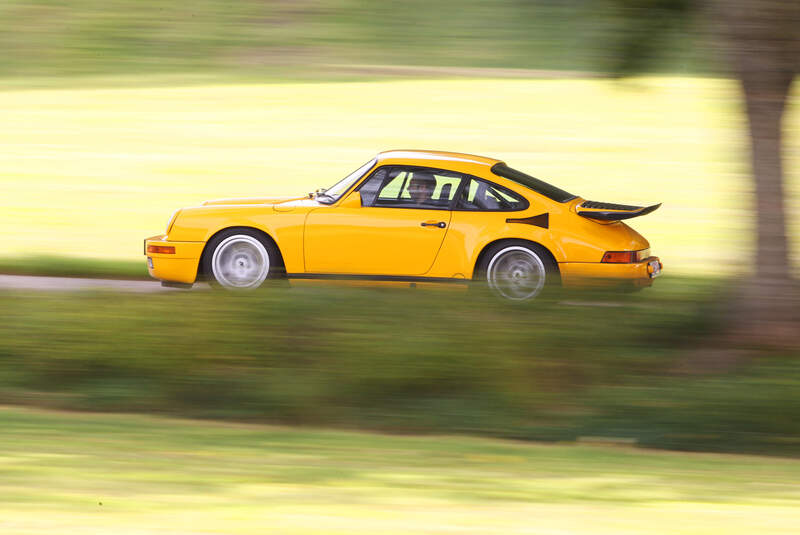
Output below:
[147,245,176,254]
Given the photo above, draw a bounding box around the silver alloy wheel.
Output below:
[210,235,270,289]
[486,246,547,301]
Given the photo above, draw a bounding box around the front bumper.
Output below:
[559,257,662,288]
[144,235,205,284]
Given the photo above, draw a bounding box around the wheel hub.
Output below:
[486,246,547,300]
[211,235,270,289]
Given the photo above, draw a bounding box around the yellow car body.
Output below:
[145,150,661,299]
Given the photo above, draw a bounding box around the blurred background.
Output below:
[1,1,799,533]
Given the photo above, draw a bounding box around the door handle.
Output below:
[421,221,446,228]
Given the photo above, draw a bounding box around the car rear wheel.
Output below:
[478,241,557,301]
[202,229,279,290]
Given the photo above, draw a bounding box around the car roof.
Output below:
[372,150,575,204]
[376,150,503,172]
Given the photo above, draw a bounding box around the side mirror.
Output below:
[339,191,362,208]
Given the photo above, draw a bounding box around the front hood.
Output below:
[202,195,307,206]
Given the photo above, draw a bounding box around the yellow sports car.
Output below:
[145,150,661,300]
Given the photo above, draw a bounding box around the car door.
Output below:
[303,166,463,276]
[428,175,533,275]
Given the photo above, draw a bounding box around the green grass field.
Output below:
[2,406,799,535]
[0,0,709,81]
[2,76,799,277]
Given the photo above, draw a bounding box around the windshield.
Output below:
[491,163,577,203]
[317,159,376,204]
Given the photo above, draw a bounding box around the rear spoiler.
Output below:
[577,200,661,221]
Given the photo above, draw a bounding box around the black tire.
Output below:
[474,240,559,301]
[201,228,282,290]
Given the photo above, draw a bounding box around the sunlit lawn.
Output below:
[1,77,798,275]
[0,407,798,535]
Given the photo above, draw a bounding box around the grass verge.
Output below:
[1,276,798,456]
[0,255,148,279]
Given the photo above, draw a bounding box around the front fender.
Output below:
[166,205,307,273]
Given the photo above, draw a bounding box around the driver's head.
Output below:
[408,173,436,203]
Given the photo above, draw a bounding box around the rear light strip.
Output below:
[601,248,650,263]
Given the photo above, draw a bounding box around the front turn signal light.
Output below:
[147,245,176,254]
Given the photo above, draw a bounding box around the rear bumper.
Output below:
[144,235,204,284]
[559,257,662,288]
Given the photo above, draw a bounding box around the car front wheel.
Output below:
[202,229,279,290]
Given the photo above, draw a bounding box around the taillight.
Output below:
[601,249,650,263]
[147,245,175,254]
[602,251,637,263]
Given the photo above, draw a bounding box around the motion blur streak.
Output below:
[1,1,799,534]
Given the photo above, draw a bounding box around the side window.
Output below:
[378,169,409,202]
[358,167,464,209]
[358,168,389,206]
[457,177,528,211]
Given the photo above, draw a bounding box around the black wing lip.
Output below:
[577,203,661,221]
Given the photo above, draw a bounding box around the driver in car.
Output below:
[408,173,436,205]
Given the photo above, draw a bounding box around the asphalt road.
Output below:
[0,275,626,307]
[0,274,195,293]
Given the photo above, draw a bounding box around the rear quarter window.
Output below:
[456,177,529,212]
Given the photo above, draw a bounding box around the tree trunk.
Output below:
[705,0,800,346]
[735,72,799,342]
[742,74,792,284]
